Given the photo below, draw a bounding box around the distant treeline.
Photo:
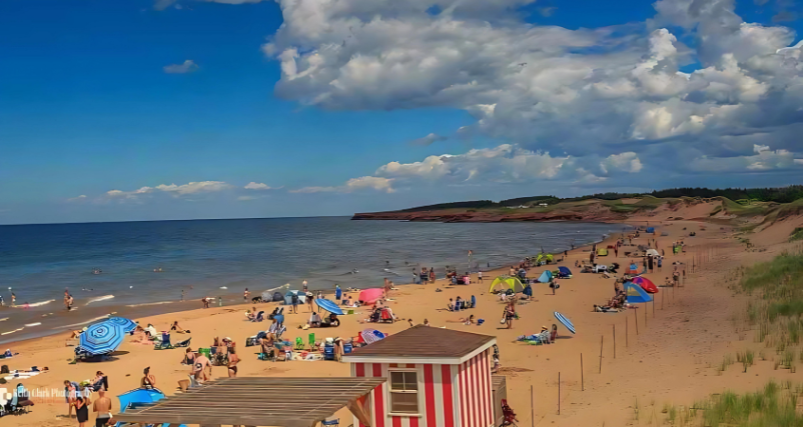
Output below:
[398,186,803,211]
[399,196,558,212]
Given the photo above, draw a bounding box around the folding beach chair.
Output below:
[322,419,339,426]
[294,337,305,350]
[174,337,191,348]
[154,332,175,350]
[308,333,316,350]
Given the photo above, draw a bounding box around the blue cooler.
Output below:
[324,343,335,361]
[343,342,353,354]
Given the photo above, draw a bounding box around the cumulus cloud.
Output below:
[409,133,448,146]
[293,176,395,194]
[103,181,231,200]
[689,144,803,172]
[163,60,199,74]
[244,182,272,190]
[291,144,642,193]
[263,0,803,186]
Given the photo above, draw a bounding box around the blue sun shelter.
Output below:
[646,227,655,233]
[537,270,553,283]
[624,282,653,304]
[558,266,572,278]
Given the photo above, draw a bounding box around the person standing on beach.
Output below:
[307,292,315,312]
[11,293,15,307]
[429,268,435,283]
[181,289,185,301]
[302,280,308,293]
[227,348,240,378]
[243,288,250,302]
[290,292,299,314]
[477,271,483,283]
[92,390,112,427]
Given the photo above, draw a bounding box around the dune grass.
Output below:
[659,380,803,426]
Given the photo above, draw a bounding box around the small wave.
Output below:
[1,328,23,336]
[8,299,55,308]
[219,286,228,290]
[0,318,7,322]
[85,295,114,306]
[24,322,41,327]
[382,269,402,276]
[125,301,174,308]
[60,315,110,329]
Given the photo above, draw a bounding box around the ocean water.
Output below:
[0,217,625,342]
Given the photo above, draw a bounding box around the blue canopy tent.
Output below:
[105,317,137,334]
[79,322,125,356]
[625,282,653,304]
[646,227,655,233]
[315,298,344,316]
[537,270,553,283]
[558,266,572,278]
[116,388,186,427]
[283,290,307,305]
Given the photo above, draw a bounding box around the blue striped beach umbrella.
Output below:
[79,322,126,355]
[105,317,137,333]
[553,311,576,334]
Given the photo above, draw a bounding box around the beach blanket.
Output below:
[3,370,42,381]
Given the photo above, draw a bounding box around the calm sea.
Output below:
[0,217,624,342]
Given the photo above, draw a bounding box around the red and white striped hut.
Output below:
[342,325,499,427]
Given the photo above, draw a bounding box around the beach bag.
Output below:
[500,318,506,324]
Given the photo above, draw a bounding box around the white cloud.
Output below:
[244,182,272,190]
[409,133,448,146]
[292,144,630,193]
[262,0,803,184]
[600,152,643,174]
[237,195,258,201]
[101,181,231,201]
[163,60,199,74]
[292,176,395,194]
[155,181,230,195]
[689,145,803,172]
[67,195,88,202]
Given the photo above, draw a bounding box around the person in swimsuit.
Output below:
[140,367,155,390]
[193,353,212,382]
[92,390,113,427]
[75,395,90,427]
[227,348,239,378]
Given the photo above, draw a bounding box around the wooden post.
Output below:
[635,308,639,335]
[580,353,584,391]
[557,372,561,415]
[598,335,604,374]
[626,317,629,347]
[530,385,535,427]
[613,325,616,359]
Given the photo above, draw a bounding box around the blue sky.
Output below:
[1,0,802,224]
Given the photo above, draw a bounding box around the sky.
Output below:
[0,0,802,224]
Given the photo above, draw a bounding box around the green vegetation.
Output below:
[789,227,803,242]
[736,252,803,372]
[659,380,803,426]
[395,185,803,215]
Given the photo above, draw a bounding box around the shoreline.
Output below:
[0,222,630,347]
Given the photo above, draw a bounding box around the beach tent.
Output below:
[596,248,608,256]
[272,291,284,302]
[283,290,307,305]
[624,282,653,304]
[646,227,655,233]
[632,276,659,293]
[645,249,660,257]
[537,270,553,283]
[359,288,384,305]
[489,275,525,293]
[558,266,572,278]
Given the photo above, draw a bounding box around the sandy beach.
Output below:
[5,205,803,427]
